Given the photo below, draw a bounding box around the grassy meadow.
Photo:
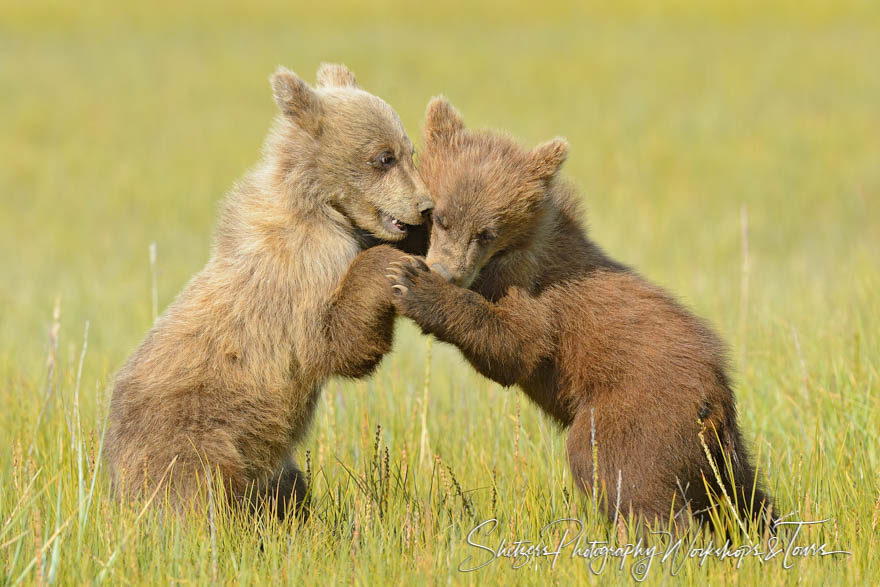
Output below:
[1,0,878,584]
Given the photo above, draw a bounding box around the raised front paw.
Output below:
[356,244,409,269]
[385,255,440,315]
[386,255,429,296]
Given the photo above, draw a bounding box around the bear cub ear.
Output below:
[316,63,358,89]
[528,138,569,180]
[424,96,465,145]
[270,66,322,134]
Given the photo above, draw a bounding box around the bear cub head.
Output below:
[417,96,568,287]
[270,63,433,241]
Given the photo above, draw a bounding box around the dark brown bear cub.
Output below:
[388,97,774,530]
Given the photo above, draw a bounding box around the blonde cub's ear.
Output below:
[270,66,322,133]
[424,96,465,145]
[529,138,569,180]
[316,63,358,88]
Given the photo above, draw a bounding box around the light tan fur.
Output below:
[105,64,432,519]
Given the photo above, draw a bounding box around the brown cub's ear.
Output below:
[271,66,322,134]
[528,137,569,180]
[316,63,358,89]
[424,96,465,145]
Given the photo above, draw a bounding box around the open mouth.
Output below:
[380,211,412,235]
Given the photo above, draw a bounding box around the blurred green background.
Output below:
[1,0,878,583]
[2,1,877,377]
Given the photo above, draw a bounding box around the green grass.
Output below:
[1,0,878,584]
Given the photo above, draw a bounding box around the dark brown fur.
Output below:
[388,97,773,530]
[105,64,433,519]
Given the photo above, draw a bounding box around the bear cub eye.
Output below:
[374,151,397,170]
[478,229,497,242]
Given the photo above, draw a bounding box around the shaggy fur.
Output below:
[105,64,433,519]
[388,97,773,530]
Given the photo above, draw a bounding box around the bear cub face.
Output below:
[416,97,568,287]
[271,63,433,241]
